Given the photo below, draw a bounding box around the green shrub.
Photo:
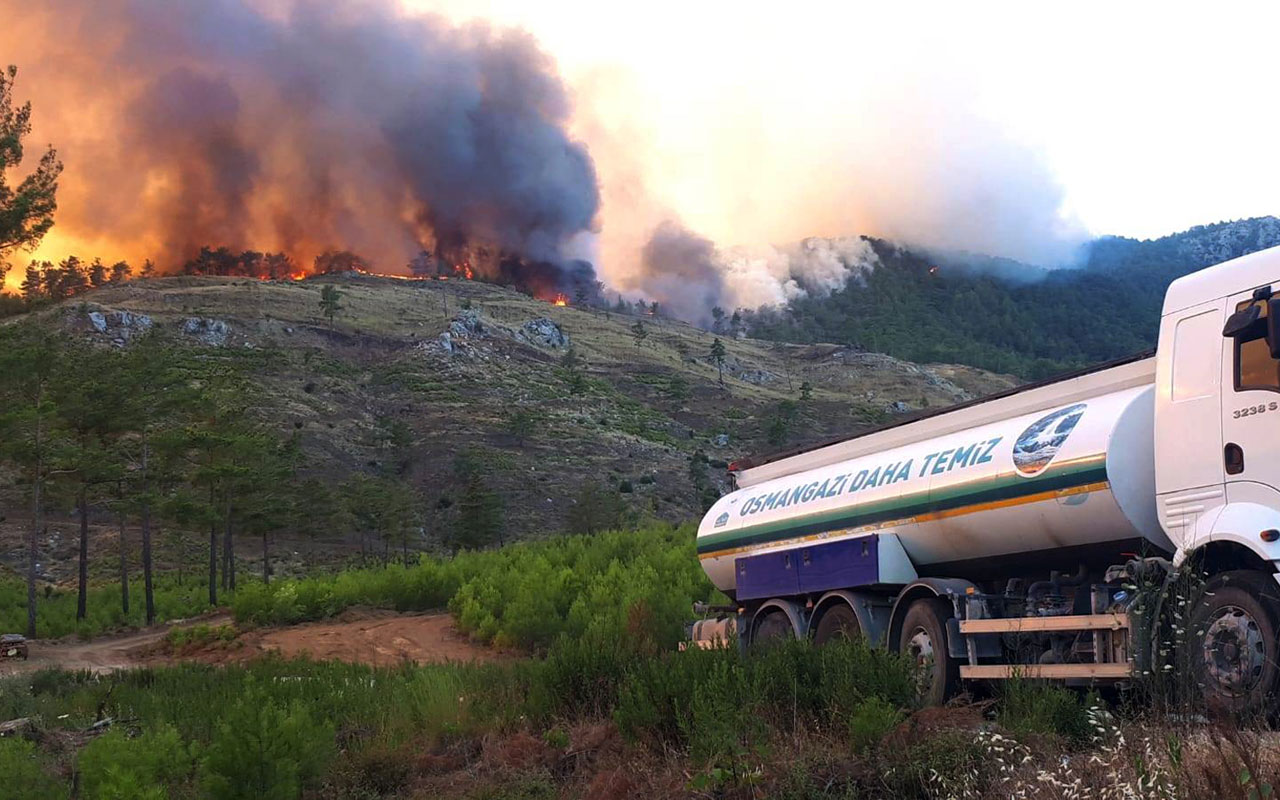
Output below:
[846,696,904,753]
[876,733,988,798]
[996,678,1093,746]
[78,724,194,799]
[166,623,236,650]
[615,639,916,760]
[199,684,335,800]
[0,738,67,799]
[230,523,720,654]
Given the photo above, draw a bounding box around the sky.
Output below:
[4,1,1279,295]
[405,0,1280,244]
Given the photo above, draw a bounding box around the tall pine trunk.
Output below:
[26,387,44,639]
[117,497,129,616]
[140,433,155,625]
[223,496,235,591]
[208,485,218,606]
[262,530,269,584]
[77,483,89,621]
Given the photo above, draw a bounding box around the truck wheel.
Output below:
[752,611,794,649]
[899,598,959,706]
[813,604,861,645]
[1190,571,1280,715]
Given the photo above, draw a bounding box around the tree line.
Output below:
[0,327,437,639]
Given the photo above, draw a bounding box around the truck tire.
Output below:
[813,604,861,645]
[899,598,959,706]
[1189,570,1280,715]
[752,611,794,649]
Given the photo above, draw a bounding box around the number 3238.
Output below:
[1233,402,1278,418]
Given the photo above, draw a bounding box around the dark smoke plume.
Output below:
[0,0,600,290]
[638,221,725,326]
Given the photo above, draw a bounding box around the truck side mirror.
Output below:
[1223,304,1261,338]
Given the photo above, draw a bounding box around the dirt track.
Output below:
[0,611,498,675]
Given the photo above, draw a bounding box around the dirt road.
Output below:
[0,611,497,675]
[0,613,233,675]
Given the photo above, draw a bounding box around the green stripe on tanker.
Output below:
[696,456,1108,556]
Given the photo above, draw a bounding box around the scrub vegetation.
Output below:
[5,523,1278,798]
[231,523,718,652]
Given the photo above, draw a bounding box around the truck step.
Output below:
[960,663,1132,680]
[958,613,1129,634]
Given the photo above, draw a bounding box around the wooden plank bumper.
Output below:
[959,613,1129,635]
[960,663,1132,680]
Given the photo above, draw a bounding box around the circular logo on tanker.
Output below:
[1012,403,1086,477]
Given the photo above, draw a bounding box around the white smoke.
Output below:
[633,223,879,323]
[717,236,880,309]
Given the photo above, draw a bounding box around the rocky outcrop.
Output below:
[424,310,571,359]
[516,317,569,349]
[181,317,231,347]
[82,309,154,346]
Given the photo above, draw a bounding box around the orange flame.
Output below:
[552,293,568,306]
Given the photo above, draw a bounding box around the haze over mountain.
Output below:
[742,217,1280,378]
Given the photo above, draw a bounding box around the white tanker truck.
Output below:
[694,245,1280,711]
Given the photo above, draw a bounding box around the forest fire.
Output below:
[553,294,568,306]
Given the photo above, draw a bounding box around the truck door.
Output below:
[1155,301,1226,544]
[1221,289,1280,498]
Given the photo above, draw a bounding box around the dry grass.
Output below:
[8,274,1015,547]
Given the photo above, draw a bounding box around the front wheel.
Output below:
[1189,571,1280,716]
[898,598,959,706]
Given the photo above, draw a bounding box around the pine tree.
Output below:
[109,260,132,283]
[709,338,728,386]
[52,342,127,621]
[20,262,43,302]
[453,473,503,551]
[566,482,624,535]
[504,407,539,448]
[710,306,725,333]
[631,319,648,346]
[560,347,587,394]
[119,331,190,623]
[319,284,343,327]
[58,255,87,297]
[88,257,107,287]
[0,327,62,637]
[0,66,62,261]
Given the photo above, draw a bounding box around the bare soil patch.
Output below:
[242,610,503,666]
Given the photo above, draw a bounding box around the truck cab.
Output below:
[1157,248,1280,579]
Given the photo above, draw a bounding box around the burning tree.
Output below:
[314,249,370,275]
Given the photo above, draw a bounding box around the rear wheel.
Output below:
[751,611,795,649]
[813,603,861,646]
[899,598,959,706]
[1190,571,1280,715]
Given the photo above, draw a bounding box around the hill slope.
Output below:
[746,217,1280,378]
[21,274,1014,545]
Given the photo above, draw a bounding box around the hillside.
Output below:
[2,274,1015,562]
[746,217,1280,378]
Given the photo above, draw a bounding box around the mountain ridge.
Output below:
[745,216,1280,378]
